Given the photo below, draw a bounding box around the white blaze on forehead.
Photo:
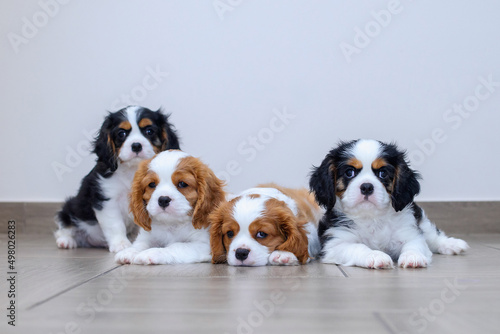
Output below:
[231,195,266,235]
[149,150,190,182]
[125,106,141,131]
[238,188,298,216]
[351,139,382,169]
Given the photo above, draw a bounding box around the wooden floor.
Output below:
[1,204,500,333]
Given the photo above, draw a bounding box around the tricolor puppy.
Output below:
[115,150,225,265]
[309,139,469,269]
[210,184,322,266]
[55,106,179,252]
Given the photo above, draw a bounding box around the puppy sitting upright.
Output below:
[310,139,469,269]
[210,184,322,266]
[115,150,226,265]
[55,106,179,252]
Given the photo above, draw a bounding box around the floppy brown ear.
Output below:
[276,217,310,264]
[209,205,228,264]
[129,159,153,231]
[192,165,226,229]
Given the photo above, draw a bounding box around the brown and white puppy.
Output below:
[115,150,225,265]
[210,184,322,266]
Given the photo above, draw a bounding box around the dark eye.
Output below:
[345,168,356,179]
[117,130,127,140]
[178,181,188,188]
[256,231,267,239]
[145,127,154,136]
[378,169,388,179]
[148,182,156,188]
[227,231,234,238]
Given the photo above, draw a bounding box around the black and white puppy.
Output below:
[55,106,180,252]
[310,139,469,269]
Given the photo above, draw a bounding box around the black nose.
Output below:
[360,183,374,196]
[235,248,250,261]
[131,143,142,153]
[158,196,172,208]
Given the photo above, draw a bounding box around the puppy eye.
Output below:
[148,182,156,188]
[345,168,356,179]
[145,127,154,136]
[378,169,388,179]
[178,181,188,188]
[227,231,234,238]
[256,231,267,239]
[117,130,127,140]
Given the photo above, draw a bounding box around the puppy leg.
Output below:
[54,226,78,249]
[321,239,394,269]
[398,237,433,268]
[115,230,151,264]
[133,242,211,265]
[95,207,131,253]
[419,214,469,255]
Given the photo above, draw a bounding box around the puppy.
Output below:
[210,184,322,266]
[310,139,469,269]
[55,106,179,252]
[115,150,225,265]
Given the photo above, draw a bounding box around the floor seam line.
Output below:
[373,311,397,334]
[336,265,349,278]
[26,265,121,311]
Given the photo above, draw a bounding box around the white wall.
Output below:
[1,0,499,202]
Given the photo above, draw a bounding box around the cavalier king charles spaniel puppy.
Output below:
[309,139,469,269]
[55,106,179,252]
[209,184,322,266]
[115,150,226,265]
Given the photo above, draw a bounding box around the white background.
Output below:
[1,0,499,202]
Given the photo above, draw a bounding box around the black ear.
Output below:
[158,111,180,150]
[309,154,336,211]
[92,114,118,172]
[391,156,421,212]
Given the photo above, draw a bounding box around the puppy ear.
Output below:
[276,216,310,264]
[158,110,180,151]
[391,155,421,212]
[93,114,118,172]
[209,205,227,264]
[192,164,226,229]
[309,154,336,211]
[129,159,153,231]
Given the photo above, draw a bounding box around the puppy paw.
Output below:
[115,248,139,264]
[108,239,132,253]
[437,237,469,255]
[56,235,77,249]
[364,251,394,269]
[133,249,166,265]
[268,251,300,266]
[398,251,429,268]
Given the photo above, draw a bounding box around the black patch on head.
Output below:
[309,140,359,211]
[136,107,180,151]
[93,110,128,173]
[378,141,421,212]
[317,209,355,257]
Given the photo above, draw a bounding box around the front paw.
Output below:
[133,249,166,265]
[364,251,394,269]
[398,251,429,268]
[56,235,77,249]
[108,239,132,253]
[268,251,299,266]
[115,248,139,264]
[437,237,469,255]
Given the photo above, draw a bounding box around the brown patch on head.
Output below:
[138,118,153,128]
[335,179,346,198]
[347,157,363,170]
[372,157,387,170]
[129,158,157,231]
[255,198,310,264]
[118,121,132,130]
[248,194,261,199]
[107,133,117,156]
[172,156,226,229]
[209,198,240,264]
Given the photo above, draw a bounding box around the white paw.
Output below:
[56,235,78,249]
[364,251,394,269]
[268,251,300,266]
[398,251,429,268]
[115,248,140,264]
[108,239,132,253]
[132,249,165,265]
[437,237,469,255]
